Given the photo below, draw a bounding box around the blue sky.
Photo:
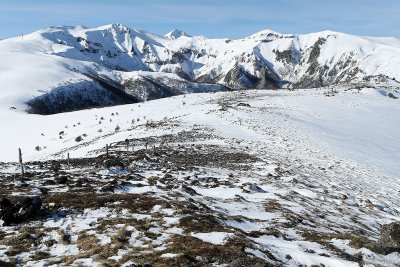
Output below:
[0,0,398,39]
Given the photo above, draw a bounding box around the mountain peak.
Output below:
[165,29,191,39]
[96,23,132,33]
[246,28,283,39]
[304,30,342,38]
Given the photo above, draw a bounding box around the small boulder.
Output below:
[388,93,398,99]
[182,185,198,195]
[55,175,68,184]
[248,183,267,193]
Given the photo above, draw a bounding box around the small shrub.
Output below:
[75,136,82,142]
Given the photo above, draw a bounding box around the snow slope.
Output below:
[0,87,398,176]
[0,88,399,266]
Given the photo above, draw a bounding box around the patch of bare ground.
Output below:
[162,235,266,267]
[41,192,164,211]
[301,231,364,263]
[0,227,45,257]
[179,213,227,233]
[56,232,125,266]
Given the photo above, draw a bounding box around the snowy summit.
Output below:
[164,29,191,39]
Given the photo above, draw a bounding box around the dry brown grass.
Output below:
[77,233,99,251]
[0,227,45,256]
[59,232,123,266]
[42,192,165,212]
[58,229,71,245]
[161,235,263,266]
[179,213,227,234]
[30,251,51,261]
[113,227,132,244]
[264,199,283,211]
[301,231,364,263]
[0,229,7,240]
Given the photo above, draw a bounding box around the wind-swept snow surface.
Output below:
[1,88,398,176]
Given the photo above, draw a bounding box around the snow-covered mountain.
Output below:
[164,29,191,39]
[0,23,399,113]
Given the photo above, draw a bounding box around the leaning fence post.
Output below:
[67,153,70,170]
[106,144,109,158]
[18,148,24,177]
[125,139,129,152]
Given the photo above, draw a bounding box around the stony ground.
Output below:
[1,88,400,266]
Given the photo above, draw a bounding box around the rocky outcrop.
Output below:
[123,74,229,102]
[223,63,280,89]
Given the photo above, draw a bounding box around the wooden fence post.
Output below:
[18,148,24,177]
[67,153,70,170]
[106,144,109,158]
[125,139,129,152]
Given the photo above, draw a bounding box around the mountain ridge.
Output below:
[0,23,399,113]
